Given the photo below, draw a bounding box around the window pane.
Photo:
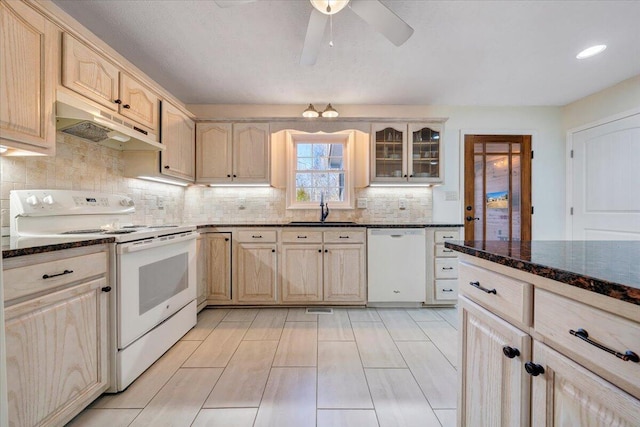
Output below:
[295,140,346,204]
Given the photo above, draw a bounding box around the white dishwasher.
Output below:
[367,228,426,303]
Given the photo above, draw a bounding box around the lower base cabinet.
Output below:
[235,242,278,303]
[323,243,366,302]
[5,277,109,426]
[206,232,232,302]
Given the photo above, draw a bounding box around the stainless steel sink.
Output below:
[288,221,357,226]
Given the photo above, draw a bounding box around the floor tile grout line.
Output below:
[415,319,458,370]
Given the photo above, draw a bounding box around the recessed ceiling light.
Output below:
[576,44,607,59]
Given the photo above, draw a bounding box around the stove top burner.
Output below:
[61,229,105,234]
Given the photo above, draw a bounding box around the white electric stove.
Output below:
[10,190,198,392]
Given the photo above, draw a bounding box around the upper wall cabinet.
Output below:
[62,33,160,133]
[196,122,270,185]
[0,0,57,155]
[161,101,195,181]
[371,122,444,184]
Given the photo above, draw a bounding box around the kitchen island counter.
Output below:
[445,240,640,306]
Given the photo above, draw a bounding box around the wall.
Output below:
[190,104,565,239]
[0,134,184,234]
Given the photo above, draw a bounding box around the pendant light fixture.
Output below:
[302,103,320,118]
[321,103,339,118]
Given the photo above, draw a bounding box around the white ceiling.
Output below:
[52,0,640,106]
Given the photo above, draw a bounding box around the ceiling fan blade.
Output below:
[215,0,257,7]
[300,8,329,66]
[349,0,414,46]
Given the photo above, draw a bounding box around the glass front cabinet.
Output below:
[371,122,444,184]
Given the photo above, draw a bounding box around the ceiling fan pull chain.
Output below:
[329,14,334,47]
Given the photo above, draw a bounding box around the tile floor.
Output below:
[68,306,459,427]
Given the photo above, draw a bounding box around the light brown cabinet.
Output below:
[281,244,324,302]
[3,247,110,426]
[426,228,460,305]
[323,243,366,302]
[236,243,278,303]
[196,122,270,184]
[206,232,232,302]
[196,234,207,309]
[161,101,195,181]
[62,33,160,132]
[0,0,57,155]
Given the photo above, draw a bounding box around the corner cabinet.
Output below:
[0,0,57,155]
[196,122,270,184]
[370,122,443,184]
[160,101,195,181]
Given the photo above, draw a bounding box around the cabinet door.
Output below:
[161,102,195,181]
[459,296,531,427]
[236,243,277,303]
[207,233,232,301]
[196,122,233,183]
[4,277,109,426]
[119,73,159,131]
[408,123,443,183]
[530,341,640,427]
[281,244,323,302]
[0,0,56,154]
[62,33,119,111]
[233,123,270,183]
[370,123,407,183]
[323,244,366,302]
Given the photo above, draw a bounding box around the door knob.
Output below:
[466,216,480,221]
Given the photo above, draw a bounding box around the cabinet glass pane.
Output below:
[375,127,404,178]
[412,127,440,178]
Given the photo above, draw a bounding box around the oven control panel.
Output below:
[10,190,135,216]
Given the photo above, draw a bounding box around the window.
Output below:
[287,132,354,209]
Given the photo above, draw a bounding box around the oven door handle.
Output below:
[117,232,197,254]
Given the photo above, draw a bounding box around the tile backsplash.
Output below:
[1,134,433,234]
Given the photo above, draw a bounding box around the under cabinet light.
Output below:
[138,176,189,187]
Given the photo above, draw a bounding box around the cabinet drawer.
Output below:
[435,230,459,244]
[282,230,323,243]
[3,251,107,303]
[535,289,640,398]
[435,258,458,279]
[236,230,277,243]
[435,279,458,300]
[435,244,458,258]
[459,262,532,327]
[324,230,365,244]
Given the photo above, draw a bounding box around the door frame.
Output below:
[459,129,536,240]
[565,107,640,239]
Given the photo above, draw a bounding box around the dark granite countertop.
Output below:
[197,223,463,229]
[445,240,640,306]
[2,236,115,259]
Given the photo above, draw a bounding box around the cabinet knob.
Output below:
[227,174,231,178]
[114,99,122,104]
[101,286,112,293]
[271,249,275,253]
[318,249,322,253]
[164,165,170,169]
[403,174,408,178]
[233,174,237,178]
[224,238,229,241]
[123,104,131,109]
[409,174,413,177]
[324,249,328,253]
[524,362,545,376]
[502,346,520,359]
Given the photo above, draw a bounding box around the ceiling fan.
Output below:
[215,0,414,66]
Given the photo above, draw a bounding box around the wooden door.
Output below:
[530,341,640,426]
[233,123,270,183]
[570,113,640,239]
[5,278,109,426]
[161,102,195,181]
[236,243,277,303]
[370,123,407,183]
[0,0,56,154]
[206,233,232,301]
[119,73,159,131]
[62,33,119,111]
[459,296,531,427]
[196,123,233,183]
[464,135,532,241]
[323,244,366,302]
[281,244,323,302]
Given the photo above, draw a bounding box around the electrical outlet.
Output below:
[357,198,368,209]
[156,197,164,209]
[238,198,246,210]
[399,199,407,210]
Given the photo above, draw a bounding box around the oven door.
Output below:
[117,232,197,349]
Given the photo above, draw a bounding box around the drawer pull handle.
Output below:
[502,346,520,359]
[442,235,454,239]
[339,236,350,239]
[569,328,639,363]
[393,290,400,293]
[524,362,545,376]
[442,267,454,270]
[297,236,307,239]
[442,288,454,292]
[101,286,112,293]
[443,249,453,253]
[469,281,496,294]
[252,235,263,239]
[42,269,73,279]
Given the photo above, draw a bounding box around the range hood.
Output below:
[56,90,164,151]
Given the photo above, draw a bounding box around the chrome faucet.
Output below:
[320,197,330,223]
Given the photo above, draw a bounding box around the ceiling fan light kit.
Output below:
[310,0,350,15]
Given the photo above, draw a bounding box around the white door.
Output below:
[571,113,640,240]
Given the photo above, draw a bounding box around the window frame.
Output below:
[286,130,355,210]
